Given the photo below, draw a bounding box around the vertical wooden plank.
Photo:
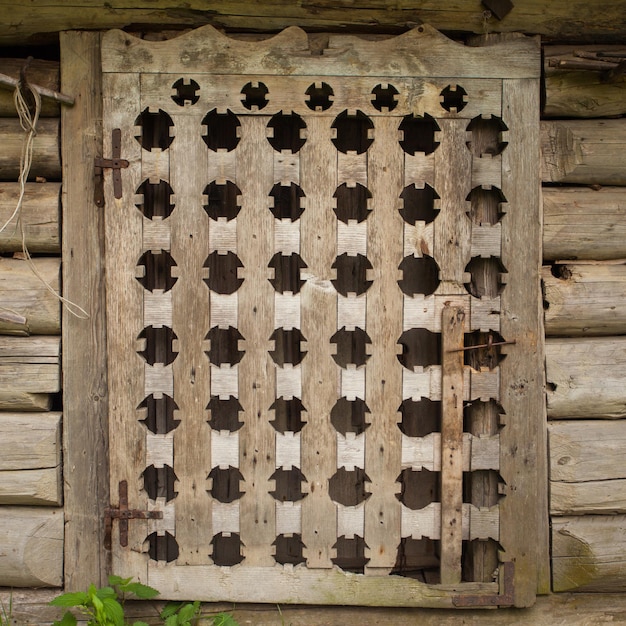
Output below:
[60,31,109,589]
[440,305,465,585]
[169,114,212,564]
[300,117,338,568]
[433,119,472,293]
[364,116,403,571]
[102,70,148,582]
[237,116,276,566]
[500,77,545,604]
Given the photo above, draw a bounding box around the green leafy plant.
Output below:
[0,593,13,626]
[50,575,159,626]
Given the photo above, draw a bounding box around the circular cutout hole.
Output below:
[332,253,372,296]
[135,179,175,219]
[371,83,399,112]
[331,397,370,435]
[274,534,306,566]
[137,325,178,365]
[305,82,334,111]
[466,115,508,156]
[331,327,371,368]
[270,467,308,502]
[396,468,439,510]
[332,110,374,154]
[203,251,244,294]
[203,180,241,221]
[464,256,507,298]
[269,328,307,366]
[147,532,179,563]
[400,184,440,225]
[136,250,177,292]
[398,255,440,296]
[241,81,269,110]
[208,466,245,503]
[139,394,180,434]
[267,112,307,153]
[142,464,177,502]
[440,84,468,113]
[268,252,307,294]
[171,78,200,106]
[399,113,440,155]
[270,397,307,434]
[397,328,441,370]
[134,108,174,151]
[463,331,507,370]
[329,467,371,506]
[332,535,370,573]
[202,109,240,152]
[269,183,305,221]
[205,326,245,366]
[333,182,371,224]
[210,533,244,566]
[466,185,506,225]
[398,398,440,437]
[207,396,244,432]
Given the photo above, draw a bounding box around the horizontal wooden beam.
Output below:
[0,412,61,470]
[0,507,63,587]
[0,391,52,411]
[553,515,626,592]
[2,1,626,45]
[546,337,626,419]
[544,46,626,119]
[543,187,626,261]
[0,467,61,505]
[543,263,626,336]
[0,257,60,335]
[0,59,60,118]
[551,480,626,516]
[541,120,626,185]
[0,118,61,182]
[0,182,61,253]
[0,336,60,394]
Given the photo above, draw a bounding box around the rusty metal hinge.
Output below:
[104,480,162,550]
[94,128,129,206]
[452,561,515,607]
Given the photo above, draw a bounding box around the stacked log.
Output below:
[0,58,63,588]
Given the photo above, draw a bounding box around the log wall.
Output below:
[0,15,625,602]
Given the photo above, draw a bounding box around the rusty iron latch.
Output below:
[452,561,515,607]
[104,480,162,549]
[95,128,129,206]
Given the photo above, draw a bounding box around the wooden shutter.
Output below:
[101,25,542,607]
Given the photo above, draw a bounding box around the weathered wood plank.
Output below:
[0,507,63,587]
[0,467,61,505]
[546,337,626,419]
[543,187,626,261]
[499,77,548,602]
[0,391,51,411]
[551,480,626,516]
[0,118,61,181]
[0,257,60,335]
[3,1,626,45]
[0,182,60,253]
[102,25,539,79]
[541,120,626,185]
[543,263,626,336]
[0,412,60,470]
[544,46,626,119]
[0,58,60,117]
[61,30,109,589]
[0,336,60,393]
[552,515,626,592]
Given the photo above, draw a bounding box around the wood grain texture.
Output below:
[551,480,626,516]
[0,467,61,505]
[543,46,626,119]
[552,515,626,592]
[543,187,626,261]
[541,120,626,185]
[61,30,110,589]
[546,337,626,419]
[102,26,539,79]
[0,118,61,181]
[0,412,60,470]
[0,257,60,335]
[543,263,626,336]
[0,507,63,587]
[499,78,548,603]
[0,391,51,411]
[0,182,60,252]
[0,58,60,117]
[3,1,626,45]
[0,336,59,393]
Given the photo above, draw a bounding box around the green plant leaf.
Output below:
[102,597,125,626]
[164,614,179,626]
[132,622,150,626]
[120,582,159,599]
[176,601,200,624]
[212,613,239,626]
[108,575,133,587]
[95,586,117,600]
[53,610,78,626]
[160,602,183,620]
[49,592,89,608]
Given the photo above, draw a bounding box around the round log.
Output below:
[0,59,60,118]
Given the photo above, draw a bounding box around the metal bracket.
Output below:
[94,128,129,205]
[104,480,162,549]
[452,561,515,607]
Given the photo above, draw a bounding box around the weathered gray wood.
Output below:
[0,257,60,335]
[543,187,626,261]
[0,336,60,393]
[3,1,626,44]
[552,515,626,592]
[0,58,60,117]
[60,30,110,590]
[546,337,626,419]
[0,507,63,587]
[551,480,626,516]
[541,120,626,185]
[0,467,61,505]
[543,263,626,336]
[0,412,60,470]
[102,25,539,79]
[549,420,626,483]
[0,391,51,411]
[544,46,626,119]
[0,118,61,181]
[0,182,60,253]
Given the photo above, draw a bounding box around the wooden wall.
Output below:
[0,25,625,597]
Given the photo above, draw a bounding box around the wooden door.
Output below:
[102,25,543,607]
